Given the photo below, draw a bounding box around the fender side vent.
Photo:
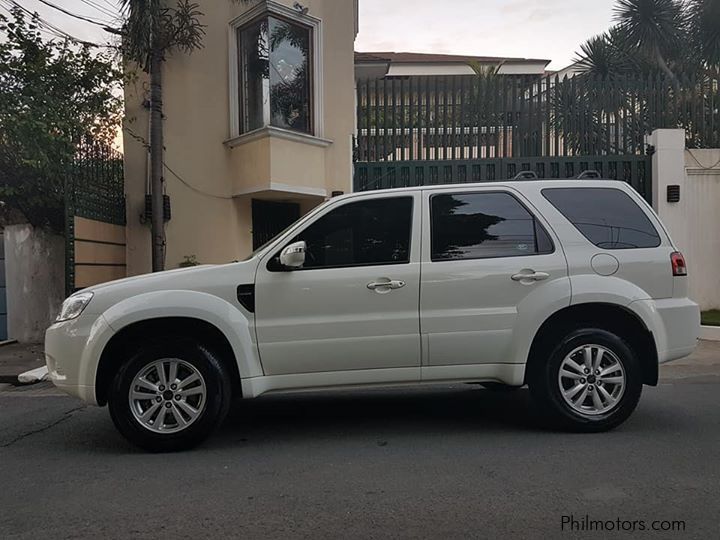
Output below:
[236,284,255,313]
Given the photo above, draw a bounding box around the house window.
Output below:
[238,15,312,135]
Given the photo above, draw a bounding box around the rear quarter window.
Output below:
[542,187,661,249]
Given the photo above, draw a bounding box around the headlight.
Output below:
[56,292,94,322]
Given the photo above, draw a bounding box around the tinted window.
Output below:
[431,192,554,261]
[291,197,412,269]
[542,188,661,249]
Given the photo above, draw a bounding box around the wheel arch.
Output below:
[525,302,659,387]
[92,290,263,406]
[96,317,245,406]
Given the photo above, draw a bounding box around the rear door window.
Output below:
[430,192,554,261]
[542,187,661,249]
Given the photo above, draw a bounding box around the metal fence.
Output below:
[355,72,720,163]
[354,155,651,201]
[64,137,125,295]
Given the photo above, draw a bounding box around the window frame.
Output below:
[541,187,662,250]
[429,190,556,263]
[237,13,314,135]
[229,1,324,140]
[268,196,415,272]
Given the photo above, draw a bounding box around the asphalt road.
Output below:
[1,370,719,539]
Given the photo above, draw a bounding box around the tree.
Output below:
[0,8,121,232]
[689,0,720,67]
[575,28,636,79]
[574,0,720,79]
[613,0,688,82]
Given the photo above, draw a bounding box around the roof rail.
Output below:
[512,171,539,180]
[576,170,601,179]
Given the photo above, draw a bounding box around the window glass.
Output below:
[293,197,413,270]
[239,19,268,133]
[431,192,554,261]
[239,15,311,134]
[542,188,661,249]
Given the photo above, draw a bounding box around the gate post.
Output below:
[650,129,688,251]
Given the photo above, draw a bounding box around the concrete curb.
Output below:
[700,325,720,341]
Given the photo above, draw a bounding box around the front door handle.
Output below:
[511,271,550,282]
[367,279,406,291]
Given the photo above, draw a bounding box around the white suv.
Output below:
[46,180,700,451]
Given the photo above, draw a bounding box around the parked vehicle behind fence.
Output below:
[45,179,700,451]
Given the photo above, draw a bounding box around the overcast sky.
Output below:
[9,0,618,70]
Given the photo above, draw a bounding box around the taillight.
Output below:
[671,252,687,276]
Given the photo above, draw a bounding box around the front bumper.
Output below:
[45,313,112,405]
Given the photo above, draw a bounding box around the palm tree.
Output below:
[612,0,687,82]
[688,0,720,67]
[575,28,636,79]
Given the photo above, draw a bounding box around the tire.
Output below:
[528,328,643,432]
[108,338,231,452]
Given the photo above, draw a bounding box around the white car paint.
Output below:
[45,180,700,405]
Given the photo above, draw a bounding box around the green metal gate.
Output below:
[354,155,652,201]
[354,71,720,199]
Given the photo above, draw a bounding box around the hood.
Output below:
[81,259,260,315]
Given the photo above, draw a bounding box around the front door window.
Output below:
[289,197,413,270]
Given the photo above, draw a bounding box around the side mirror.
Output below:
[279,241,306,269]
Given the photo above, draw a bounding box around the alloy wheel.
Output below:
[128,359,207,434]
[557,344,626,416]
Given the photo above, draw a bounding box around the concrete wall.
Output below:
[124,0,357,274]
[651,129,720,310]
[3,225,65,343]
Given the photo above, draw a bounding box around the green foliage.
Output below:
[0,7,122,232]
[118,0,206,71]
[576,0,720,79]
[576,28,638,78]
[690,0,720,65]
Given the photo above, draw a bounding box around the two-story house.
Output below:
[123,0,359,273]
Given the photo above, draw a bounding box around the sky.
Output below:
[7,0,619,70]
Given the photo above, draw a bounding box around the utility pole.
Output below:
[149,46,165,272]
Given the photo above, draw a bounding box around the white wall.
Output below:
[3,224,65,343]
[651,129,720,310]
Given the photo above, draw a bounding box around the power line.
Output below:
[33,0,118,31]
[77,0,119,20]
[1,0,116,48]
[164,163,234,200]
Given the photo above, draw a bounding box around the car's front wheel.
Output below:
[108,338,231,452]
[529,328,643,432]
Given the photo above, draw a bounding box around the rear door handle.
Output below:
[367,280,406,290]
[511,271,550,282]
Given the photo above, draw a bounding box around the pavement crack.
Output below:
[0,405,86,448]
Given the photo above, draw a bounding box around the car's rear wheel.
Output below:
[529,328,642,432]
[108,338,231,452]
